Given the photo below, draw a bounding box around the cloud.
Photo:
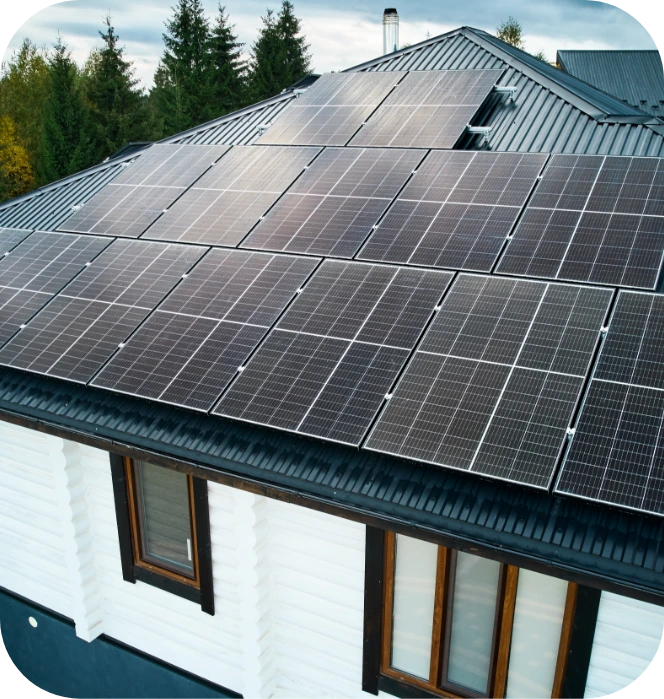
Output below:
[3,0,657,89]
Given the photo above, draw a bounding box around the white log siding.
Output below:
[585,592,664,698]
[0,421,663,698]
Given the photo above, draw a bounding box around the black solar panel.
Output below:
[0,232,111,345]
[144,146,320,246]
[349,70,502,149]
[497,154,664,289]
[242,148,425,257]
[214,261,453,445]
[556,292,664,514]
[0,228,32,253]
[59,145,229,237]
[92,250,318,411]
[0,240,204,382]
[358,151,547,270]
[256,72,403,146]
[365,275,613,488]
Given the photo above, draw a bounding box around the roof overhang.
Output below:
[0,367,663,606]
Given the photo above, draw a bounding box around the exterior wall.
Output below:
[585,592,664,698]
[1,419,663,698]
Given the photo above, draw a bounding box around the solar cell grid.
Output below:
[91,250,318,411]
[214,261,453,445]
[498,154,664,289]
[358,151,547,271]
[242,148,424,257]
[257,72,403,146]
[0,228,32,253]
[365,275,613,488]
[0,289,51,345]
[0,240,205,383]
[349,69,502,149]
[143,146,320,246]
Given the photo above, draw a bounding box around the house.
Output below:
[1,24,664,699]
[557,49,664,117]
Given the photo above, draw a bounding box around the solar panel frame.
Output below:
[497,154,664,290]
[364,275,614,489]
[143,146,321,246]
[357,151,548,271]
[349,69,503,149]
[214,261,454,446]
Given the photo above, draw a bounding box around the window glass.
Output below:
[135,461,194,575]
[446,551,501,693]
[505,569,568,699]
[391,533,438,679]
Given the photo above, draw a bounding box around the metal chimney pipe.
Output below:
[383,8,399,55]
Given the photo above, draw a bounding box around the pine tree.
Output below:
[276,1,311,87]
[209,4,246,114]
[0,115,34,202]
[155,0,216,135]
[0,39,48,176]
[39,38,93,185]
[84,15,149,162]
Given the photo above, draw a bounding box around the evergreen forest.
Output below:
[0,1,312,203]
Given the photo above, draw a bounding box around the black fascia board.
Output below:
[0,367,663,606]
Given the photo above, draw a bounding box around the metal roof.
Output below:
[558,50,664,118]
[0,367,663,604]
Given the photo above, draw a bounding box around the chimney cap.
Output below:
[383,8,398,16]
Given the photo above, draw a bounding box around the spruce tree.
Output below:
[155,0,216,135]
[276,1,311,86]
[209,4,246,114]
[39,38,93,185]
[84,16,149,162]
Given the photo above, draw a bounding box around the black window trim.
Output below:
[110,453,215,615]
[362,526,601,698]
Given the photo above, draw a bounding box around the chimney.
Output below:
[383,8,399,55]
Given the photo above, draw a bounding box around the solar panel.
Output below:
[143,146,320,246]
[0,240,204,382]
[91,250,318,411]
[242,148,425,257]
[365,275,613,488]
[349,70,503,149]
[0,231,111,344]
[497,154,664,289]
[58,145,229,237]
[358,151,547,270]
[256,72,403,146]
[0,228,32,253]
[214,261,453,445]
[556,291,664,514]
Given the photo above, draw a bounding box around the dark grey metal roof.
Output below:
[0,366,663,604]
[558,50,664,117]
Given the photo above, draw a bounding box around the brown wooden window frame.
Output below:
[110,454,215,615]
[363,528,599,699]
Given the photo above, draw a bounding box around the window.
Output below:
[364,530,600,699]
[110,455,214,615]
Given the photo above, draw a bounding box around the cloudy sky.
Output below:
[3,0,659,89]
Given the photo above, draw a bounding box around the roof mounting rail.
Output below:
[494,85,518,102]
[293,89,307,97]
[258,123,272,134]
[466,125,493,144]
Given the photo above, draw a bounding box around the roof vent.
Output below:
[383,8,399,55]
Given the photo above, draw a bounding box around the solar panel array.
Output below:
[0,232,111,344]
[6,70,664,515]
[92,250,318,410]
[366,276,613,488]
[143,146,319,246]
[498,155,664,289]
[256,72,403,146]
[0,240,204,382]
[59,144,230,238]
[215,261,453,445]
[242,148,425,257]
[349,70,503,149]
[358,151,547,270]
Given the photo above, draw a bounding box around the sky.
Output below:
[2,0,659,89]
